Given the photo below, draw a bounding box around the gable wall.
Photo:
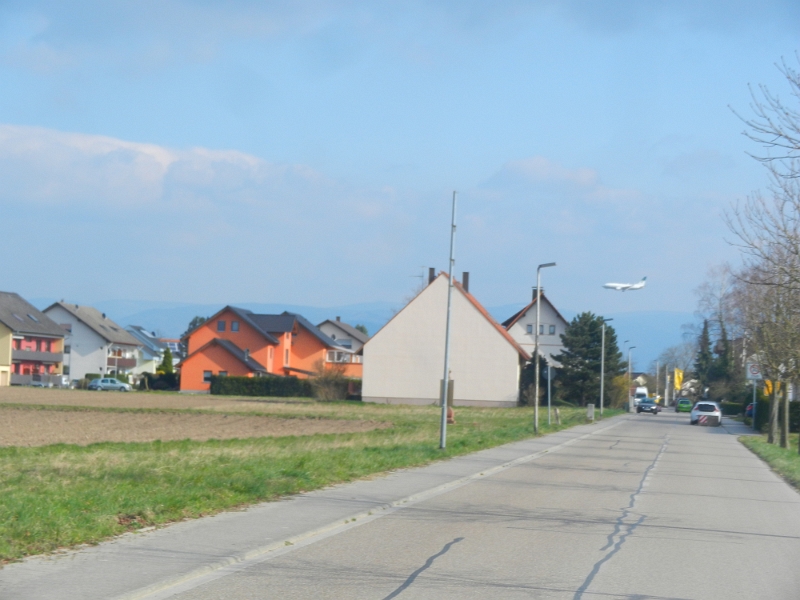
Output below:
[362,277,521,406]
[44,305,107,380]
[506,300,567,363]
[187,309,275,372]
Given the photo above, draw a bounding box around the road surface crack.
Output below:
[573,436,669,599]
[382,537,464,599]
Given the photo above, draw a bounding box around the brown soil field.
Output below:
[0,388,389,446]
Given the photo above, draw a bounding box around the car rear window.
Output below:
[679,400,691,405]
[697,403,717,412]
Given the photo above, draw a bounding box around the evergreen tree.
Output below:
[158,348,174,374]
[554,312,625,406]
[694,319,713,389]
[355,324,369,336]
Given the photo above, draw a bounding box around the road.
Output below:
[165,413,800,599]
[3,412,799,600]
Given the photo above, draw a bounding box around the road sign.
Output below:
[746,362,762,381]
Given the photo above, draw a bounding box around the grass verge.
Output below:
[0,400,622,563]
[740,433,800,489]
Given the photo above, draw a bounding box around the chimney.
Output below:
[428,267,436,285]
[244,349,250,362]
[102,313,106,319]
[336,316,341,322]
[462,272,470,293]
[532,287,544,301]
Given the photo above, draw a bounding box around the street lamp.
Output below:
[628,345,636,411]
[534,262,556,434]
[600,318,613,416]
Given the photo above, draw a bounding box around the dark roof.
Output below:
[0,291,66,338]
[501,292,569,330]
[317,319,369,344]
[44,302,141,346]
[186,338,267,372]
[181,305,339,349]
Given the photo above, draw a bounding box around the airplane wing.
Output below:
[603,283,630,291]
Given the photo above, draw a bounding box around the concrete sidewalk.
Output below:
[2,415,634,600]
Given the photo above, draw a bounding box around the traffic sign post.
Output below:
[746,362,761,431]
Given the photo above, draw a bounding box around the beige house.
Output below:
[502,291,569,365]
[362,272,529,407]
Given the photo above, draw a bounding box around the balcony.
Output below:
[11,349,64,364]
[107,357,137,369]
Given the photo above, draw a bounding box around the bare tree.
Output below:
[733,56,800,179]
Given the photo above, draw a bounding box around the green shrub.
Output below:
[209,375,313,397]
[139,372,179,391]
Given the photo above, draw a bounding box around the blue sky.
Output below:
[1,1,798,330]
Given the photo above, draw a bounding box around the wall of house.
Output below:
[318,322,364,353]
[362,276,522,406]
[506,300,567,364]
[44,305,108,380]
[285,327,328,377]
[0,322,11,386]
[187,310,275,373]
[180,344,255,392]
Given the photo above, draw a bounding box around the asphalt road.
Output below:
[155,413,800,600]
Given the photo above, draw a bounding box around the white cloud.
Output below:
[0,124,336,210]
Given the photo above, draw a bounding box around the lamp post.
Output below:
[627,345,636,412]
[600,318,613,416]
[534,262,556,434]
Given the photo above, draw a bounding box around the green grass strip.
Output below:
[0,404,622,563]
[740,434,800,489]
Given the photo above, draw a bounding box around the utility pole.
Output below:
[439,191,457,450]
[534,262,556,433]
[627,345,636,412]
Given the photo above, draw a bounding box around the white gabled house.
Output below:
[502,292,569,365]
[362,272,530,407]
[317,317,369,353]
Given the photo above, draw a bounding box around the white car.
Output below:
[690,401,722,426]
[88,377,132,392]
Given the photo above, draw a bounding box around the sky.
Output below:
[2,1,798,338]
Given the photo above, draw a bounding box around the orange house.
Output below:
[180,306,362,392]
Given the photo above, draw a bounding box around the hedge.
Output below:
[719,401,744,416]
[209,375,313,397]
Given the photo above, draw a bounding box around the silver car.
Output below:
[88,377,132,392]
[690,401,722,426]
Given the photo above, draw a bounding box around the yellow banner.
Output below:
[674,368,683,391]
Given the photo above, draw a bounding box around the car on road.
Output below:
[675,398,693,413]
[88,377,132,392]
[637,399,660,414]
[690,401,722,426]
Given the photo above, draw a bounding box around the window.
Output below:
[326,351,350,363]
[64,343,71,354]
[549,325,556,335]
[539,324,544,335]
[285,349,289,365]
[217,320,226,332]
[27,313,39,322]
[218,371,228,377]
[526,324,533,334]
[63,366,70,375]
[231,321,239,332]
[203,370,212,382]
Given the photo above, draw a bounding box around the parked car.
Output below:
[637,399,660,414]
[88,378,132,392]
[690,401,722,426]
[675,398,693,413]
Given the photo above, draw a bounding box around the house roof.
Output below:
[185,338,268,373]
[317,319,369,344]
[127,325,168,354]
[44,302,141,346]
[181,306,340,350]
[0,291,66,338]
[500,292,570,330]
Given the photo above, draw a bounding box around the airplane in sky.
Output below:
[603,276,647,291]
